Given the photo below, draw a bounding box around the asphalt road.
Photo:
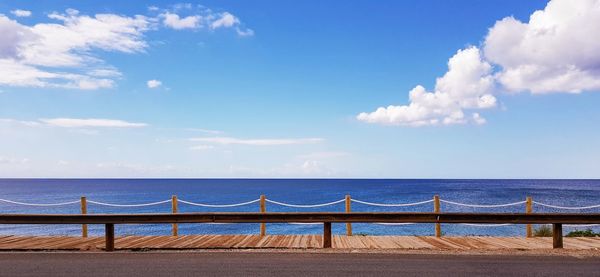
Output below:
[0,252,598,277]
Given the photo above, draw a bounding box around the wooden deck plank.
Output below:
[1,235,600,250]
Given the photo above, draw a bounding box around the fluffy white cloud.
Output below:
[0,6,253,90]
[159,9,253,36]
[357,47,496,126]
[359,0,600,127]
[0,11,148,89]
[162,12,200,29]
[147,79,162,88]
[484,0,600,94]
[190,137,324,146]
[39,118,147,128]
[211,12,238,29]
[10,9,32,17]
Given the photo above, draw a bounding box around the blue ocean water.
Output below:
[0,179,599,237]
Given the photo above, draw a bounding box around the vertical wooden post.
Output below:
[81,196,88,238]
[553,223,563,249]
[172,195,178,236]
[526,196,533,238]
[105,223,115,252]
[434,195,441,237]
[260,195,266,236]
[323,222,332,248]
[345,195,352,236]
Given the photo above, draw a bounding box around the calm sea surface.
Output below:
[0,179,599,236]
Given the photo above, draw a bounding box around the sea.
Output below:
[0,179,599,237]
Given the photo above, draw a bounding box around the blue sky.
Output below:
[1,0,599,178]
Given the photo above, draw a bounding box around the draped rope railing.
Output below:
[86,199,172,207]
[265,198,345,208]
[439,199,526,208]
[178,198,261,208]
[1,195,599,236]
[351,198,434,207]
[0,198,80,207]
[532,201,600,210]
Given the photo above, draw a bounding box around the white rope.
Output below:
[532,201,600,210]
[440,199,526,208]
[265,198,345,208]
[460,223,514,227]
[351,199,434,207]
[288,222,324,225]
[0,198,80,207]
[178,198,260,208]
[86,199,171,207]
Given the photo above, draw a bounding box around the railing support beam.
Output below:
[105,223,115,252]
[345,195,352,236]
[260,195,266,236]
[526,196,533,238]
[323,222,332,248]
[434,195,441,237]
[81,196,88,238]
[552,223,563,249]
[172,195,178,236]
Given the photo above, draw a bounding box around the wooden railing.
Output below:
[1,212,599,251]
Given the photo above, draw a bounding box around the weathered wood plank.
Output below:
[1,235,599,251]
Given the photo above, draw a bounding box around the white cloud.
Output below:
[147,79,162,88]
[211,12,239,29]
[161,12,200,29]
[358,0,600,127]
[0,156,29,164]
[297,152,350,160]
[484,0,600,94]
[0,11,148,89]
[185,128,223,134]
[190,137,324,146]
[0,118,42,127]
[0,6,253,90]
[159,9,253,36]
[190,145,215,151]
[39,118,147,128]
[357,47,496,126]
[10,9,32,17]
[236,27,254,37]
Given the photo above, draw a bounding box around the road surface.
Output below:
[0,252,598,276]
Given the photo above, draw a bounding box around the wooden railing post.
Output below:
[553,223,563,248]
[323,222,332,248]
[526,196,533,238]
[172,195,178,236]
[345,195,352,236]
[105,223,115,252]
[434,195,441,237]
[81,196,88,238]
[260,195,266,236]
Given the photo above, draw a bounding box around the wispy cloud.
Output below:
[0,5,253,90]
[147,79,162,88]
[185,128,223,135]
[10,9,32,17]
[190,137,324,146]
[189,145,215,151]
[0,156,29,164]
[39,118,147,128]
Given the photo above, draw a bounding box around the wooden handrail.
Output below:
[1,212,598,250]
[0,212,598,224]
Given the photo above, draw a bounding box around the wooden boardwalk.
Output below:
[0,235,599,251]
